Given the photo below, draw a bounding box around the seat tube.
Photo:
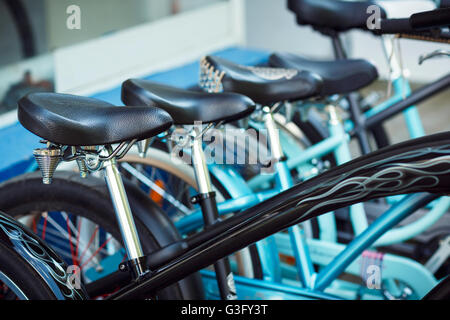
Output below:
[263,107,293,188]
[330,33,372,154]
[382,35,425,139]
[263,107,284,170]
[327,105,369,235]
[102,148,145,278]
[331,33,347,60]
[191,129,237,300]
[263,106,316,288]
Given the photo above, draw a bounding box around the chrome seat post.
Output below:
[262,106,285,164]
[262,105,318,287]
[189,127,237,300]
[191,130,213,194]
[101,146,145,278]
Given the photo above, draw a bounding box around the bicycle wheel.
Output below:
[0,171,203,299]
[292,107,391,158]
[119,150,264,280]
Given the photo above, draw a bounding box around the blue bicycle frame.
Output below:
[170,68,447,299]
[109,132,450,300]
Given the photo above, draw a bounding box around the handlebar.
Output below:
[378,18,414,34]
[419,49,450,64]
[375,7,450,37]
[410,7,450,29]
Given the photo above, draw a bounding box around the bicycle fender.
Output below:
[0,212,88,300]
[2,170,204,299]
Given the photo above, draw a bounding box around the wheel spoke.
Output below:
[121,162,192,215]
[65,215,77,266]
[80,236,113,270]
[41,212,48,241]
[78,225,99,264]
[75,218,83,261]
[60,212,104,267]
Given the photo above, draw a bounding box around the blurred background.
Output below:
[0,0,448,174]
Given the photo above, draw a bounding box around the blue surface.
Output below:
[91,47,270,104]
[0,47,269,181]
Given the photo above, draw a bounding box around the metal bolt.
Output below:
[85,155,98,168]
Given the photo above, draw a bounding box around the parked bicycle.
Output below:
[0,5,447,300]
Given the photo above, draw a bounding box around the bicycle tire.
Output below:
[0,237,59,299]
[119,151,264,280]
[0,171,204,300]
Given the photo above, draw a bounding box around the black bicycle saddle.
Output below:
[18,93,173,146]
[200,56,323,105]
[269,52,379,95]
[121,79,255,125]
[288,0,386,33]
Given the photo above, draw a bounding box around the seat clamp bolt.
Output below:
[119,263,127,271]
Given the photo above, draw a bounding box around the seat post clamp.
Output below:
[191,192,221,227]
[191,191,216,205]
[118,256,148,280]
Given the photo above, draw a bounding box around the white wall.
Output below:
[52,0,244,95]
[244,0,335,59]
[244,0,448,82]
[45,0,171,49]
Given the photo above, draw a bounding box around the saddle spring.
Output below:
[199,57,225,93]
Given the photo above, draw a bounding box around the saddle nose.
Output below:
[121,79,256,125]
[200,55,323,105]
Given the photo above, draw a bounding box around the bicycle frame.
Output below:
[164,67,449,296]
[173,110,315,284]
[170,80,449,293]
[92,35,445,298]
[246,71,450,245]
[172,35,449,272]
[107,132,450,299]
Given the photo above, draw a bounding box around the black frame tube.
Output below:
[331,34,373,154]
[358,73,450,133]
[107,132,450,299]
[196,192,236,300]
[330,32,449,154]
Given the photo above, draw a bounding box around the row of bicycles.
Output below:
[0,0,449,300]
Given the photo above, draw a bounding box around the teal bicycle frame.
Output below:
[172,92,446,300]
[202,193,439,300]
[170,61,449,299]
[247,74,450,246]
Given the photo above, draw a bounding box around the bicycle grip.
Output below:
[377,18,414,34]
[410,7,450,29]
